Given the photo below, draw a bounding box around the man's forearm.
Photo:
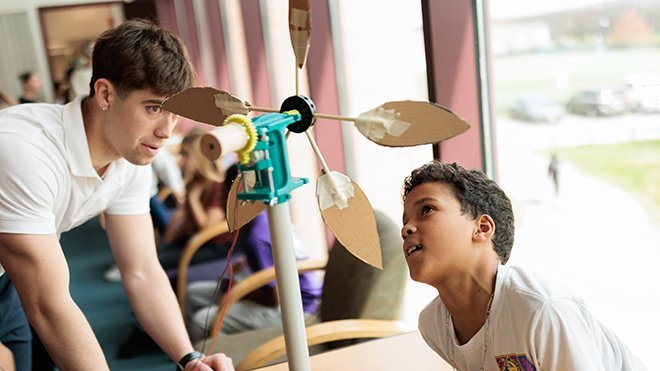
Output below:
[29,298,108,370]
[122,265,195,362]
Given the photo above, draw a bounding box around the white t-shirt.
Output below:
[0,96,151,273]
[419,264,648,370]
[150,148,184,197]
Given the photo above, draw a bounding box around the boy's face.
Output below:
[401,182,478,286]
[102,88,179,166]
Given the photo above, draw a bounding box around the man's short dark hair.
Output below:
[19,72,34,85]
[90,18,195,98]
[402,161,515,264]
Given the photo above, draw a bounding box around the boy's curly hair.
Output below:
[402,161,515,264]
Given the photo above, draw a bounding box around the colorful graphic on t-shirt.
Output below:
[495,354,536,371]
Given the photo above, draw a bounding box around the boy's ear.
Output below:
[473,214,495,242]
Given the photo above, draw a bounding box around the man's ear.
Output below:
[473,214,495,242]
[93,78,114,109]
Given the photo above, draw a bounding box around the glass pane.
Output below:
[492,1,660,368]
[335,0,437,328]
[335,0,431,224]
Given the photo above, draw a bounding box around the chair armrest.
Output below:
[176,221,231,312]
[237,319,407,370]
[209,259,327,337]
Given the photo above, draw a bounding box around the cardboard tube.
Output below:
[200,122,249,160]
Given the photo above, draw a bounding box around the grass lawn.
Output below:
[553,140,660,221]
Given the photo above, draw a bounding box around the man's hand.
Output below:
[185,353,234,371]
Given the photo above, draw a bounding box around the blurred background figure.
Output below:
[68,40,94,100]
[150,148,186,241]
[17,72,42,104]
[547,153,560,195]
[52,71,72,105]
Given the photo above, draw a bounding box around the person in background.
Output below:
[17,72,42,104]
[547,153,560,195]
[401,160,647,370]
[186,164,322,341]
[52,80,71,105]
[156,128,234,274]
[68,40,94,101]
[151,148,186,235]
[0,19,234,371]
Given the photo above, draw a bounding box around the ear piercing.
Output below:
[102,106,108,111]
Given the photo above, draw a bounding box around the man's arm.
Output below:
[104,213,195,362]
[104,213,235,371]
[0,233,108,370]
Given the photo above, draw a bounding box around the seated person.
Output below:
[157,128,235,282]
[186,164,322,341]
[150,146,185,237]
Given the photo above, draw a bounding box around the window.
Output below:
[492,1,660,367]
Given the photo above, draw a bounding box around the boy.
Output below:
[0,19,233,371]
[401,161,646,370]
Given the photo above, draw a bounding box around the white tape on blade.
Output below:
[316,171,354,210]
[214,92,249,116]
[355,107,411,141]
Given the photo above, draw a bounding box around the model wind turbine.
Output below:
[163,1,469,369]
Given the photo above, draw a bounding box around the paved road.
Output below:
[497,114,660,369]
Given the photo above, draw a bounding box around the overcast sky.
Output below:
[490,0,616,19]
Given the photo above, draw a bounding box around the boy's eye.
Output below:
[147,105,162,114]
[421,205,433,214]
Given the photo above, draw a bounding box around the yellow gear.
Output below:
[223,114,258,164]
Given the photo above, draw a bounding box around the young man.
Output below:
[0,19,234,371]
[401,161,646,370]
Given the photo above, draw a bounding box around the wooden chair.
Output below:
[195,209,410,370]
[174,219,231,312]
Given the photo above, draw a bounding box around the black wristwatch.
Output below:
[176,351,205,370]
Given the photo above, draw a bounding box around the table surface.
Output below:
[256,330,452,371]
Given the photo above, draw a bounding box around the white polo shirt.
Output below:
[0,96,152,274]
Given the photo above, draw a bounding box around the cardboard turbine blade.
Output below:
[162,87,231,126]
[358,101,470,147]
[319,180,382,269]
[289,0,311,69]
[226,174,265,232]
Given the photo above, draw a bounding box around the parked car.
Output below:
[626,73,660,113]
[566,87,633,116]
[509,95,565,123]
